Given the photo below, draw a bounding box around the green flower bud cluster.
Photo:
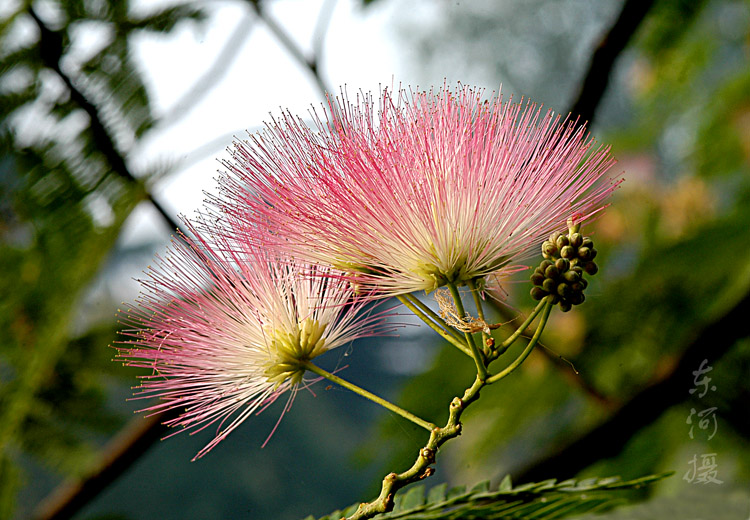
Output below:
[530,229,599,312]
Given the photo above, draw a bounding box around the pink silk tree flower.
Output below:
[215,85,619,297]
[117,221,390,459]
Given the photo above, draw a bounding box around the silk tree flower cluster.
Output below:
[216,86,617,297]
[118,84,617,458]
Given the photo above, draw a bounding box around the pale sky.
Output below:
[124,0,412,241]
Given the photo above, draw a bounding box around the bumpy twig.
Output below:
[346,299,553,519]
[31,414,169,520]
[347,376,483,519]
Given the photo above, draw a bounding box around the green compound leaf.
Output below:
[310,473,672,520]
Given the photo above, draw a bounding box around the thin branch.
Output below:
[247,0,333,101]
[311,0,337,61]
[28,7,185,236]
[490,301,618,409]
[568,0,656,126]
[31,414,171,520]
[158,11,256,129]
[487,301,552,384]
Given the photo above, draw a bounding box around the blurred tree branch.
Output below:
[28,7,184,236]
[31,414,168,520]
[568,0,656,126]
[516,284,750,482]
[246,0,334,101]
[158,11,257,129]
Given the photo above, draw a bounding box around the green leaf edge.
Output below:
[309,472,673,520]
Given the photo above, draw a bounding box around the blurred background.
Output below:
[2,0,750,519]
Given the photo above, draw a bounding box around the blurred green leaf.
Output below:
[310,473,671,520]
[0,0,204,516]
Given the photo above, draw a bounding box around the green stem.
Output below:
[487,299,553,384]
[447,282,488,381]
[347,297,555,520]
[303,362,436,432]
[467,279,490,354]
[491,298,548,360]
[396,294,472,357]
[404,293,466,344]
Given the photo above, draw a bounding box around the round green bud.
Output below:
[542,278,556,292]
[540,259,554,271]
[570,281,583,292]
[570,292,585,305]
[544,265,559,279]
[589,248,598,260]
[550,231,562,244]
[563,270,580,283]
[584,261,599,275]
[570,233,583,248]
[557,282,572,299]
[555,258,569,272]
[531,272,545,286]
[571,266,584,276]
[580,278,588,289]
[559,301,572,312]
[530,287,547,300]
[561,245,576,259]
[542,241,558,258]
[582,237,594,249]
[556,235,570,248]
[578,247,592,261]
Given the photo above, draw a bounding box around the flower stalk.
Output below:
[403,293,466,345]
[446,282,488,381]
[302,362,436,432]
[491,298,549,360]
[467,279,491,354]
[347,295,555,519]
[396,295,472,356]
[487,299,553,384]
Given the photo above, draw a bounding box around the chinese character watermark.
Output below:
[689,359,717,398]
[683,359,722,485]
[686,407,718,440]
[684,453,723,484]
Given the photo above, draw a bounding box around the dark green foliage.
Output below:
[638,0,711,55]
[306,474,671,520]
[0,1,204,516]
